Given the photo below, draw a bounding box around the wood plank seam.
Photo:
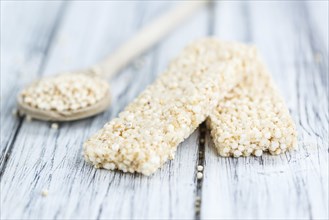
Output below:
[0,117,23,178]
[195,3,215,219]
[195,123,206,220]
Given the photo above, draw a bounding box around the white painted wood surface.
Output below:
[0,1,328,219]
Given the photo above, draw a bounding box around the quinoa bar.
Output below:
[83,39,253,175]
[207,48,297,157]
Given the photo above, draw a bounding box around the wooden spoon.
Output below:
[17,1,208,121]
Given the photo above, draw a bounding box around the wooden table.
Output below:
[1,1,328,219]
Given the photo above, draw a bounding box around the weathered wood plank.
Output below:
[0,1,65,173]
[0,1,209,219]
[201,1,328,219]
[2,1,328,219]
[306,0,329,51]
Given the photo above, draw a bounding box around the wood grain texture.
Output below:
[0,0,65,174]
[0,1,328,220]
[1,1,209,219]
[201,1,328,219]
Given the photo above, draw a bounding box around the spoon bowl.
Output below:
[18,73,111,121]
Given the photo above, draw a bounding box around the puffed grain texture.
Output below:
[20,74,109,113]
[83,39,248,175]
[207,48,297,157]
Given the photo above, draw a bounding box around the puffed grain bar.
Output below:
[83,39,251,175]
[207,48,297,157]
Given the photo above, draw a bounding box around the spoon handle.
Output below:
[95,1,208,79]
